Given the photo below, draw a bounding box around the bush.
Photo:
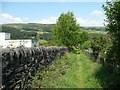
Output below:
[82,41,91,50]
[91,34,111,60]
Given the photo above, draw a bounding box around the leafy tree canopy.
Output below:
[53,12,88,49]
[103,1,120,74]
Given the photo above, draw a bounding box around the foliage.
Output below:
[82,41,91,50]
[88,32,106,40]
[91,34,111,60]
[53,12,88,50]
[78,31,89,45]
[103,1,120,74]
[72,31,89,53]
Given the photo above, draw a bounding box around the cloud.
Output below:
[23,18,29,21]
[33,16,57,24]
[91,10,103,17]
[34,16,104,26]
[76,17,86,25]
[76,17,104,26]
[0,13,29,24]
[0,13,104,26]
[82,19,104,26]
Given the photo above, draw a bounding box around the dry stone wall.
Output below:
[1,46,68,89]
[83,49,101,62]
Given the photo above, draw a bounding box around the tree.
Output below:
[91,34,111,61]
[103,1,120,74]
[53,12,88,50]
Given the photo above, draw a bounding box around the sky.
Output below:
[0,1,107,26]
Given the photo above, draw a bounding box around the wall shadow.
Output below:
[94,64,120,88]
[83,49,120,88]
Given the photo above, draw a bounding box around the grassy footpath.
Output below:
[32,52,102,88]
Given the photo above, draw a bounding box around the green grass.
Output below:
[32,52,104,88]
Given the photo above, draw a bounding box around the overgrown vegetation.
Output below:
[32,52,118,88]
[32,52,102,88]
[90,34,112,60]
[87,1,120,87]
[103,1,120,76]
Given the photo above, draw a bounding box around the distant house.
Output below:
[0,32,33,48]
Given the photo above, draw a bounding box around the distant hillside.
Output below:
[1,23,106,43]
[1,23,106,31]
[1,23,106,33]
[1,23,54,43]
[2,23,55,32]
[81,26,106,31]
